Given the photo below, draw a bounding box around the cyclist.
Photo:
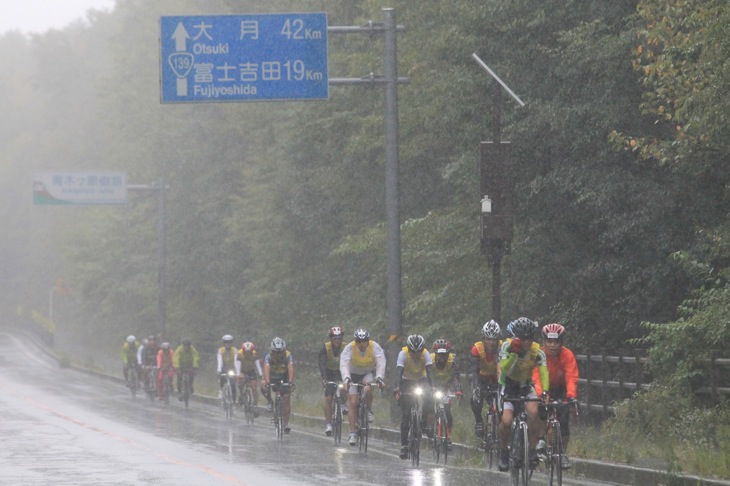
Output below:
[121,335,140,387]
[318,326,346,436]
[173,338,199,399]
[339,328,386,446]
[156,342,175,400]
[532,323,578,469]
[263,337,295,434]
[470,320,502,438]
[238,341,263,414]
[217,334,241,402]
[431,338,462,449]
[393,334,435,460]
[138,335,159,389]
[497,317,549,471]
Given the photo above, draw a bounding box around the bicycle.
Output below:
[239,375,257,424]
[401,386,424,467]
[432,390,457,464]
[220,370,236,421]
[480,387,501,470]
[159,367,174,405]
[324,381,346,445]
[143,365,156,402]
[127,365,140,399]
[543,399,580,486]
[178,367,194,409]
[350,382,373,453]
[504,396,542,486]
[269,381,292,441]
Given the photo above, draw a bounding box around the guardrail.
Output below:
[576,352,730,414]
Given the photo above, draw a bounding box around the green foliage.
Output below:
[596,386,730,477]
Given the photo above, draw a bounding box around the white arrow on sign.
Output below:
[172,23,190,51]
[170,23,192,96]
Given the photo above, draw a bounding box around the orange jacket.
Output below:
[532,346,578,399]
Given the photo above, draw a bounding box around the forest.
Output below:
[1,0,728,474]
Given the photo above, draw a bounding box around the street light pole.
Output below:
[473,53,524,323]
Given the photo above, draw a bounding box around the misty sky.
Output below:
[0,0,115,35]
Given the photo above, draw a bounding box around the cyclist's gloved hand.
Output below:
[344,377,352,386]
[455,389,463,399]
[509,338,523,355]
[376,377,385,388]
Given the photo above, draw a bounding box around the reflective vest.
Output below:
[350,341,375,369]
[402,346,427,381]
[474,340,500,378]
[324,341,341,371]
[239,349,258,373]
[431,352,455,387]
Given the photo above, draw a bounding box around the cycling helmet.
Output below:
[406,334,426,352]
[432,338,452,354]
[509,317,537,340]
[542,323,566,340]
[329,326,343,338]
[126,335,136,343]
[242,341,255,352]
[222,334,233,343]
[270,337,286,351]
[481,320,501,339]
[353,328,370,341]
[161,342,170,349]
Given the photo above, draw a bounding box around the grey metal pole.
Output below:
[383,8,402,342]
[157,182,167,338]
[383,7,402,420]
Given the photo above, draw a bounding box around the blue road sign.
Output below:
[160,13,328,103]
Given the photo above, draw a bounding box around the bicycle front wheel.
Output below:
[275,398,284,441]
[548,421,563,486]
[129,368,138,399]
[485,410,499,469]
[410,410,421,467]
[358,401,369,453]
[510,422,529,486]
[224,385,234,420]
[332,399,342,445]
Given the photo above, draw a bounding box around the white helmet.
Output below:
[126,335,136,343]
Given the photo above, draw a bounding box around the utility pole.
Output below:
[329,9,408,419]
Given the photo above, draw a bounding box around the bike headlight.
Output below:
[434,390,443,400]
[414,387,423,396]
[227,370,236,376]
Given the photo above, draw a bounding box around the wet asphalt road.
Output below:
[0,332,614,485]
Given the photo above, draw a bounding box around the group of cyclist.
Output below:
[121,317,578,470]
[469,317,579,471]
[121,334,200,401]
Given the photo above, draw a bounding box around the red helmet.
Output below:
[241,341,255,352]
[432,338,452,354]
[329,326,343,338]
[542,323,566,340]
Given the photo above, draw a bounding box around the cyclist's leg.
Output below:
[156,368,164,397]
[398,382,413,458]
[526,400,541,450]
[471,383,485,435]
